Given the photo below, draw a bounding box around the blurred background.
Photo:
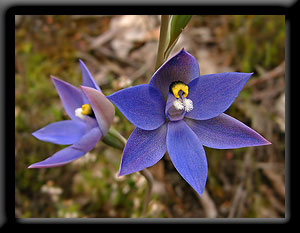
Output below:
[15,15,285,218]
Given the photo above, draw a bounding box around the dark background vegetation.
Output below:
[15,15,285,218]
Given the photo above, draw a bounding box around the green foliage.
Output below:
[223,15,285,72]
[164,15,192,59]
[155,15,192,70]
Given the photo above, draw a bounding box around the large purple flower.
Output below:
[29,60,115,168]
[107,49,271,195]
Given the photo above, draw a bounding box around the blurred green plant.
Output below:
[221,15,285,72]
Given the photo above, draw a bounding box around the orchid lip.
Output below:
[167,81,194,120]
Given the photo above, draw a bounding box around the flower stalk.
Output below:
[155,15,170,71]
[103,126,153,217]
[102,126,127,150]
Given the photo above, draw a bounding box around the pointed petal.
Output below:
[150,49,200,99]
[79,59,102,92]
[28,127,101,168]
[185,72,252,120]
[71,126,102,152]
[81,86,115,136]
[32,120,87,145]
[167,120,208,196]
[119,124,167,176]
[107,84,166,130]
[185,113,271,149]
[28,146,86,168]
[51,76,84,120]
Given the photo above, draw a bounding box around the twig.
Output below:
[197,189,218,218]
[256,162,284,172]
[130,65,149,82]
[247,61,285,88]
[228,183,245,218]
[228,149,252,218]
[260,184,285,215]
[93,46,138,68]
[250,77,285,101]
[139,169,154,217]
[89,27,119,49]
[261,167,285,199]
[236,186,248,217]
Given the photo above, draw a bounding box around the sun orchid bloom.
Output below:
[107,49,271,196]
[29,60,115,168]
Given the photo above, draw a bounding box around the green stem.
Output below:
[103,127,153,217]
[102,127,126,150]
[139,168,153,217]
[155,15,170,71]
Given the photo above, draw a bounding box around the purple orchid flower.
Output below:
[29,60,115,168]
[107,49,271,196]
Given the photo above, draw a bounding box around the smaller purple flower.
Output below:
[29,60,115,168]
[107,49,271,196]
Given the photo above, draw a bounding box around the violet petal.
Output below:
[51,76,84,121]
[167,120,208,196]
[185,72,252,120]
[32,120,87,145]
[185,113,271,149]
[149,49,200,99]
[28,146,86,168]
[79,59,102,92]
[81,86,115,136]
[71,126,102,152]
[107,84,166,130]
[118,124,168,176]
[28,126,102,168]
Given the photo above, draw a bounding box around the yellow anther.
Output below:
[81,104,92,115]
[171,82,189,98]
